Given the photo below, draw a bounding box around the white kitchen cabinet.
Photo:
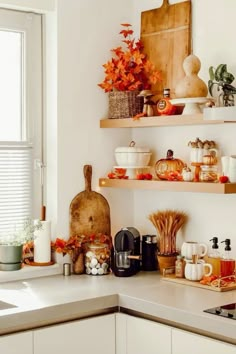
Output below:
[0,331,33,354]
[33,314,115,354]
[116,313,171,354]
[172,328,236,354]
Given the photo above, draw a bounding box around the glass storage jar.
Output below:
[199,165,218,182]
[84,242,110,275]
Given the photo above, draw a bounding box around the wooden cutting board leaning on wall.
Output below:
[141,0,192,98]
[69,165,111,237]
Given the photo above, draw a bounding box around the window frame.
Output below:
[0,8,43,225]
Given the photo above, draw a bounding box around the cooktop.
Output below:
[204,303,236,320]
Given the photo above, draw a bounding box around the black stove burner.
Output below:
[204,303,236,320]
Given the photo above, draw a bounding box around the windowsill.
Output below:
[0,263,61,283]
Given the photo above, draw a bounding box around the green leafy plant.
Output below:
[0,219,42,246]
[208,64,236,106]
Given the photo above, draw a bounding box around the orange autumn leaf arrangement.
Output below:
[51,234,112,257]
[98,23,162,93]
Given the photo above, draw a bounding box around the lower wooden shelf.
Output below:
[99,178,236,194]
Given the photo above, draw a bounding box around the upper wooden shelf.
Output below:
[99,178,236,194]
[100,114,236,128]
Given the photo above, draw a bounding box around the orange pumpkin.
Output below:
[155,150,185,180]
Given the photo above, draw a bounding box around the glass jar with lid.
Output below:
[84,242,111,275]
[199,165,218,182]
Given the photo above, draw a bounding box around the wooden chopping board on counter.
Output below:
[69,165,111,237]
[141,0,192,98]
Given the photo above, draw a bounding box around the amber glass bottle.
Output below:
[157,88,176,116]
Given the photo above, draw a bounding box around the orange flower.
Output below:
[98,24,161,92]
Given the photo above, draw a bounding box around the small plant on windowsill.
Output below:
[0,219,42,246]
[0,219,42,271]
[98,23,162,119]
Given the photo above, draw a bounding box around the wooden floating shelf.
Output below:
[99,178,236,194]
[100,114,236,128]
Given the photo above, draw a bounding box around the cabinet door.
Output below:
[116,313,127,354]
[34,314,115,354]
[0,331,33,354]
[126,315,171,354]
[172,328,236,354]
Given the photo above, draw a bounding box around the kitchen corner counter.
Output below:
[0,272,235,345]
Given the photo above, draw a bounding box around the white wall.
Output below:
[55,0,135,237]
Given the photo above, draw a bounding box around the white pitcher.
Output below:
[221,155,236,182]
[181,241,207,260]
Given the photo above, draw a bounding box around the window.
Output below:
[0,8,43,237]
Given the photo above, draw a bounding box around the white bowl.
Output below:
[115,142,151,167]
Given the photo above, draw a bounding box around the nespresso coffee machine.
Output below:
[112,227,141,277]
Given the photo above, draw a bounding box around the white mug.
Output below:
[181,241,207,260]
[185,261,213,281]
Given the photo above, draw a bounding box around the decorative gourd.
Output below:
[155,150,185,180]
[175,54,208,98]
[182,166,194,181]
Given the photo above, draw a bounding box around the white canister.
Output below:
[181,241,207,260]
[185,261,213,281]
[34,220,51,263]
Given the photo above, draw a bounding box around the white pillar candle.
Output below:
[34,220,51,263]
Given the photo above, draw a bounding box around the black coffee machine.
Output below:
[112,227,141,277]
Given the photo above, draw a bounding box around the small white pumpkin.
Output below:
[182,166,194,181]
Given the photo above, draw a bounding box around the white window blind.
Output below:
[0,145,32,237]
[0,9,43,237]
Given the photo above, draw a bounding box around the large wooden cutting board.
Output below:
[69,165,111,237]
[141,0,192,98]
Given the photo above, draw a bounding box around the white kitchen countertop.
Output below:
[0,272,235,345]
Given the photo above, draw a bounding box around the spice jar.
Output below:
[199,165,218,182]
[175,255,184,278]
[84,242,110,275]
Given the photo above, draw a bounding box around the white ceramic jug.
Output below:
[181,241,207,260]
[221,155,236,182]
[185,261,213,281]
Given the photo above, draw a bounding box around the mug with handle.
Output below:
[185,261,213,281]
[181,241,207,260]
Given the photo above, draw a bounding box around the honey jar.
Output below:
[199,165,218,182]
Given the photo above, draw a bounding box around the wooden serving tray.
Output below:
[162,274,236,292]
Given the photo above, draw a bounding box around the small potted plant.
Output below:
[208,64,236,106]
[0,219,42,271]
[98,23,162,119]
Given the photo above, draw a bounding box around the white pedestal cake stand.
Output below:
[171,97,209,115]
[114,166,151,179]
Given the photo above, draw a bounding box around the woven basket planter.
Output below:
[108,91,143,119]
